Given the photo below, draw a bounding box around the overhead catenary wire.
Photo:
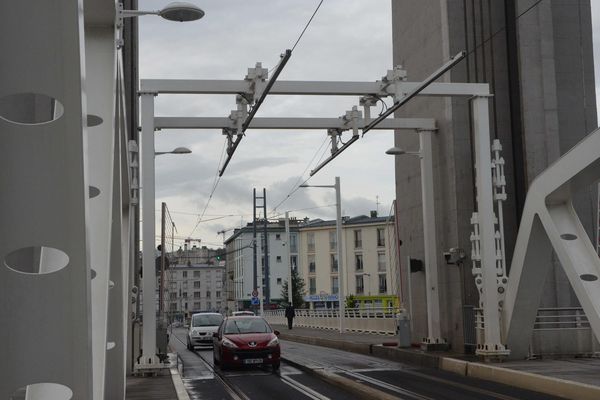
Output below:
[270,135,330,215]
[189,138,228,237]
[291,0,325,52]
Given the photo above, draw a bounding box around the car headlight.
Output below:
[267,337,279,347]
[222,337,238,349]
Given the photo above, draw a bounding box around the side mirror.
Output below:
[212,332,219,338]
[274,330,280,337]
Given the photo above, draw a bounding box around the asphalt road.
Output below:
[170,328,564,400]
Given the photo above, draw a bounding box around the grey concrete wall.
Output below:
[392,0,597,353]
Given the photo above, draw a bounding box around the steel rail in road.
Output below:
[172,332,251,400]
[172,330,332,400]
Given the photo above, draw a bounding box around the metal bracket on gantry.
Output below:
[502,127,600,360]
[219,50,292,176]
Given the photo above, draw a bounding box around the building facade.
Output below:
[224,219,301,311]
[392,1,597,353]
[298,215,399,310]
[162,263,225,321]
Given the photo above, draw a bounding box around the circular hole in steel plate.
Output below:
[5,246,69,275]
[580,274,598,282]
[87,114,103,127]
[89,186,100,198]
[560,233,578,240]
[0,93,64,125]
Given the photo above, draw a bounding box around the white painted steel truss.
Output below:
[503,127,600,359]
[1,1,135,399]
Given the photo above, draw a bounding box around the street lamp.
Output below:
[119,2,205,22]
[300,177,345,334]
[155,146,192,155]
[386,130,446,349]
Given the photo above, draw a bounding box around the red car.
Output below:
[213,316,281,371]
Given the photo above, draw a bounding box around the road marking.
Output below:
[280,374,331,400]
[342,370,433,400]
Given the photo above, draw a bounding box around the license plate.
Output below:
[243,358,263,364]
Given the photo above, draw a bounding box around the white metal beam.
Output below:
[155,117,436,131]
[140,93,160,367]
[140,79,489,97]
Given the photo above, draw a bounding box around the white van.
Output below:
[187,312,223,350]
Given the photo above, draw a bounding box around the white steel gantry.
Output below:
[139,65,510,356]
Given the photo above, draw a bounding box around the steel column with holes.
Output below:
[85,25,118,399]
[0,0,93,398]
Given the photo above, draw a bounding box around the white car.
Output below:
[187,312,224,350]
[232,311,255,316]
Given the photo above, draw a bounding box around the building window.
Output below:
[356,275,364,294]
[378,274,387,293]
[194,292,201,299]
[182,271,187,278]
[184,302,188,310]
[377,251,386,272]
[308,254,316,274]
[309,277,316,295]
[206,290,211,298]
[207,302,212,310]
[193,302,200,309]
[331,276,339,294]
[291,255,298,271]
[354,230,362,249]
[329,231,337,251]
[194,281,201,288]
[330,254,338,273]
[182,291,187,298]
[307,232,315,252]
[194,271,200,278]
[277,278,282,285]
[290,234,298,253]
[276,233,281,240]
[216,291,221,298]
[216,301,221,309]
[276,256,282,263]
[355,254,363,271]
[377,228,385,247]
[170,303,177,311]
[170,292,177,300]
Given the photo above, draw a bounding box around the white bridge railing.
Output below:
[475,307,599,357]
[263,307,400,335]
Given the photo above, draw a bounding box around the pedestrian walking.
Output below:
[285,304,295,329]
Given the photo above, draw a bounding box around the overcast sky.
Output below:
[140,1,600,251]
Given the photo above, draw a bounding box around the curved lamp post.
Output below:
[300,177,344,333]
[386,129,446,349]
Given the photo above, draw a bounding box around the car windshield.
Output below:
[192,314,223,327]
[224,318,271,334]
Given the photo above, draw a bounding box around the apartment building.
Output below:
[161,263,225,321]
[299,214,399,310]
[224,219,301,310]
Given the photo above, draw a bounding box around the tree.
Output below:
[280,268,306,308]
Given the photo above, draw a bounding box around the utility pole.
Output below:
[285,212,292,305]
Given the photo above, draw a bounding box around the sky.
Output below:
[140,0,395,250]
[140,0,600,251]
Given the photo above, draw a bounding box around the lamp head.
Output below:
[159,2,205,22]
[171,146,192,154]
[385,147,406,156]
